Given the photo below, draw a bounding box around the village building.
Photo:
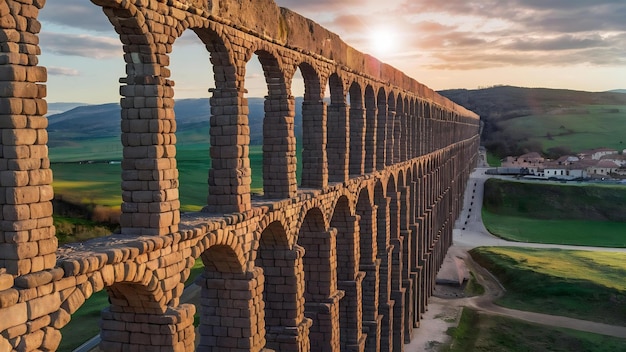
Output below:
[587,160,620,177]
[578,147,618,160]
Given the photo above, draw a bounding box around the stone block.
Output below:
[14,270,52,288]
[0,301,27,331]
[0,288,18,308]
[27,292,60,320]
[40,326,62,351]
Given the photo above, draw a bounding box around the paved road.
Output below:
[453,167,626,253]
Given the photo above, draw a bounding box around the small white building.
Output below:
[541,162,588,180]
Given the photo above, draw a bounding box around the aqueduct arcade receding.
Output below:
[0,0,480,350]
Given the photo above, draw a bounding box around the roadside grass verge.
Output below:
[470,247,626,326]
[59,259,205,351]
[481,210,626,247]
[444,307,626,352]
[486,152,501,167]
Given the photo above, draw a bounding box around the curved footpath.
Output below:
[406,161,626,351]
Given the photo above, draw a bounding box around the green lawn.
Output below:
[481,210,626,247]
[445,308,626,352]
[500,105,626,153]
[470,247,626,326]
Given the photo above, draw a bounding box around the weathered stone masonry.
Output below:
[0,0,479,351]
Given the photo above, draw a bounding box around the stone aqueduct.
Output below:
[0,0,480,351]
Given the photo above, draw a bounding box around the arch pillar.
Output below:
[356,199,381,352]
[375,197,394,352]
[301,101,328,188]
[263,94,298,199]
[260,245,312,352]
[334,214,366,352]
[364,106,378,173]
[302,227,345,352]
[399,186,414,342]
[349,106,366,177]
[327,102,349,183]
[196,267,266,351]
[100,304,195,352]
[206,86,252,213]
[376,100,387,170]
[385,109,396,166]
[0,0,56,276]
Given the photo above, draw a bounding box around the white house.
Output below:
[541,162,588,180]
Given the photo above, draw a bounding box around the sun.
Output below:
[368,26,398,58]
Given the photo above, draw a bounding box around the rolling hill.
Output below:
[439,86,626,158]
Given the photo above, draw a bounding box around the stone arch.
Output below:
[364,85,378,172]
[355,186,380,350]
[376,87,388,170]
[248,47,298,199]
[255,221,308,350]
[330,195,364,350]
[298,61,329,188]
[349,81,366,176]
[327,72,349,183]
[101,1,188,235]
[197,242,265,350]
[395,94,405,163]
[386,91,397,166]
[373,178,394,350]
[196,25,254,213]
[299,207,341,351]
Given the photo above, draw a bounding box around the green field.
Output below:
[51,142,270,212]
[500,105,626,153]
[445,308,626,352]
[482,210,626,247]
[482,179,626,246]
[470,247,626,326]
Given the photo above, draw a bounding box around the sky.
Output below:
[38,0,626,103]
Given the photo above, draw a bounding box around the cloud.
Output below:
[40,1,112,32]
[40,32,122,59]
[47,67,80,76]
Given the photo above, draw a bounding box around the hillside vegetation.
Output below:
[470,247,626,326]
[439,86,626,158]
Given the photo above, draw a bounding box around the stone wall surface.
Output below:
[0,0,480,350]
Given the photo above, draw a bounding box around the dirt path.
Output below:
[460,248,626,338]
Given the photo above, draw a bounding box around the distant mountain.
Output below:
[48,102,89,115]
[608,89,626,94]
[47,98,304,148]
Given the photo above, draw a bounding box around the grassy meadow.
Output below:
[470,247,626,326]
[482,178,626,247]
[444,308,626,352]
[51,141,270,212]
[481,211,626,247]
[500,105,626,153]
